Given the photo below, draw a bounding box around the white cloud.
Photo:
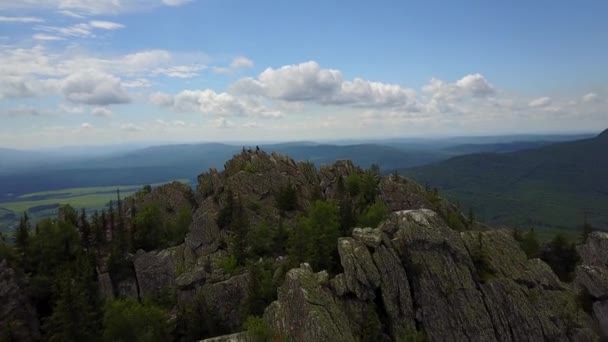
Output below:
[0,0,194,15]
[89,20,124,30]
[582,92,598,103]
[81,122,93,129]
[57,10,85,18]
[61,71,131,105]
[0,16,44,23]
[153,64,206,78]
[122,78,152,88]
[91,107,112,117]
[230,61,418,109]
[33,33,65,41]
[35,20,124,38]
[121,123,143,132]
[528,96,551,108]
[163,0,192,6]
[231,56,253,69]
[423,73,495,101]
[212,117,234,129]
[150,92,174,107]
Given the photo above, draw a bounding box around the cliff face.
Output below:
[264,209,597,341]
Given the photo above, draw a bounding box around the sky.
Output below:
[0,0,607,148]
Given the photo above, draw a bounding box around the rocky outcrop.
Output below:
[0,260,39,341]
[264,209,597,341]
[264,264,357,342]
[133,246,180,299]
[576,232,608,337]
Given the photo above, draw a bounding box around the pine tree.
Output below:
[13,212,30,268]
[79,209,91,249]
[108,201,115,242]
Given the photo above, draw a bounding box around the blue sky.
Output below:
[0,0,607,148]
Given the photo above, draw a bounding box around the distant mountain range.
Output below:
[402,129,608,231]
[0,133,598,217]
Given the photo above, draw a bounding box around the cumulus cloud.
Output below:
[0,16,44,23]
[163,0,192,6]
[91,107,112,117]
[423,73,495,101]
[81,122,93,129]
[230,61,418,109]
[528,96,551,108]
[61,72,131,105]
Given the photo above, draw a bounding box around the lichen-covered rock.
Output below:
[0,260,39,341]
[265,209,597,341]
[264,264,357,342]
[593,300,608,337]
[185,198,221,257]
[337,237,380,300]
[200,273,250,331]
[577,232,608,267]
[201,332,251,342]
[133,247,179,299]
[388,209,497,341]
[98,272,114,299]
[116,277,139,299]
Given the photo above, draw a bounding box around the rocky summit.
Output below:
[1,149,606,341]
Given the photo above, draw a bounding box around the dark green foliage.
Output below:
[0,233,16,265]
[244,316,271,342]
[338,198,356,236]
[216,190,234,229]
[346,174,362,197]
[142,184,152,194]
[131,204,192,252]
[288,200,341,274]
[360,303,382,342]
[275,184,298,214]
[446,211,466,232]
[541,233,580,282]
[58,205,78,226]
[13,212,30,267]
[102,298,170,342]
[357,201,387,228]
[245,260,277,316]
[247,222,275,258]
[520,228,540,259]
[43,274,100,342]
[220,254,238,275]
[470,233,496,282]
[174,294,219,341]
[133,203,163,251]
[79,209,91,249]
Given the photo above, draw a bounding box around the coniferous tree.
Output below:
[79,209,91,249]
[581,221,593,244]
[13,212,30,266]
[108,201,115,241]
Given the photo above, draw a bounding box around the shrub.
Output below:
[357,201,387,228]
[102,298,170,342]
[244,316,271,342]
[275,184,298,213]
[220,254,238,275]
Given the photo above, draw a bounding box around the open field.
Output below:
[0,180,189,233]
